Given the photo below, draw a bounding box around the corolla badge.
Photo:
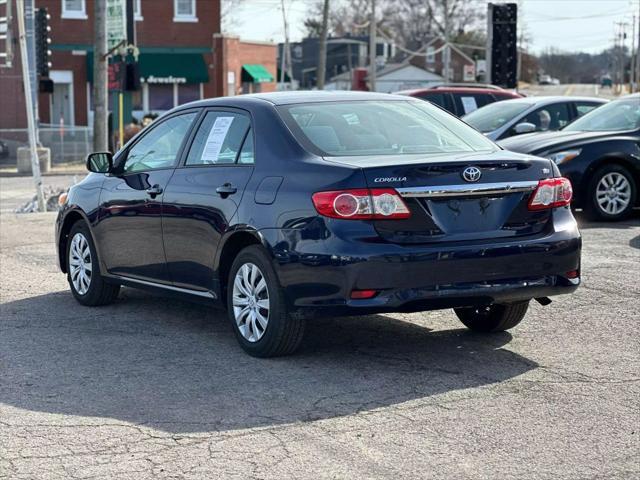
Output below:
[462,166,482,183]
[374,177,407,183]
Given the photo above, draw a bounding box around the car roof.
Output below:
[483,96,608,106]
[177,90,410,110]
[396,86,520,96]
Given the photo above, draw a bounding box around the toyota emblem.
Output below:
[462,166,482,183]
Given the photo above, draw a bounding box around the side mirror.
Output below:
[86,152,113,173]
[513,122,536,134]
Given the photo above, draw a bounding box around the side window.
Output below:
[238,128,255,164]
[521,103,571,132]
[124,112,197,173]
[186,111,251,166]
[455,95,486,115]
[575,102,599,117]
[419,92,447,109]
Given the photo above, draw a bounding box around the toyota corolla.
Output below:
[56,91,581,357]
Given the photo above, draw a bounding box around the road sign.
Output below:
[463,64,476,82]
[106,0,126,51]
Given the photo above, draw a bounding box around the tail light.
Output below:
[528,177,573,211]
[312,188,411,220]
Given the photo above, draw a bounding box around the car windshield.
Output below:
[563,98,640,132]
[462,101,532,133]
[278,100,497,157]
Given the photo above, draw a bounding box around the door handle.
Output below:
[145,185,163,197]
[216,183,237,197]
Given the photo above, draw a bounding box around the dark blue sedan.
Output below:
[56,91,581,357]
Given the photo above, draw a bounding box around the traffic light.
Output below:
[487,3,517,88]
[35,7,52,77]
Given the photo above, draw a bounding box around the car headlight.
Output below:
[547,149,581,165]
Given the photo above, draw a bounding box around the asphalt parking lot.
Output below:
[1,175,639,480]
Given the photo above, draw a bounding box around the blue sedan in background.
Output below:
[56,91,581,357]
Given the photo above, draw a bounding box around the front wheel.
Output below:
[67,221,120,306]
[226,245,305,357]
[585,164,636,221]
[454,301,529,333]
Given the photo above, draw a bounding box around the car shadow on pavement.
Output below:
[1,289,538,434]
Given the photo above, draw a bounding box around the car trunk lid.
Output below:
[332,152,554,244]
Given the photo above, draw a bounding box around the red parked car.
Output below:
[396,84,523,117]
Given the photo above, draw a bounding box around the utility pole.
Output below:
[93,0,108,151]
[25,0,38,140]
[614,21,627,94]
[280,0,293,89]
[16,0,45,211]
[368,0,376,91]
[631,15,636,92]
[317,0,329,90]
[637,1,640,92]
[443,0,450,82]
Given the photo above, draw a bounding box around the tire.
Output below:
[454,301,529,333]
[67,221,120,306]
[584,164,636,221]
[226,245,305,357]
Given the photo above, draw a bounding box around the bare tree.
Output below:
[305,0,484,51]
[221,0,245,33]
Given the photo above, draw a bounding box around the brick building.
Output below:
[0,0,277,130]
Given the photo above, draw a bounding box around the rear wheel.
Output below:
[226,245,305,357]
[585,164,636,221]
[67,221,120,306]
[454,301,529,332]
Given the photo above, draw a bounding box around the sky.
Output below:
[228,0,640,55]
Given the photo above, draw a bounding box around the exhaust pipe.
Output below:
[535,297,552,306]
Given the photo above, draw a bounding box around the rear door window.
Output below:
[185,111,251,166]
[454,94,491,115]
[521,102,571,132]
[416,92,452,112]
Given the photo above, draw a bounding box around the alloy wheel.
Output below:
[232,263,270,342]
[69,232,92,295]
[596,172,631,215]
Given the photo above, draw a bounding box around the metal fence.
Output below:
[0,125,92,166]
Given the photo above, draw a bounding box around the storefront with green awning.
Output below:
[87,51,209,116]
[240,64,274,93]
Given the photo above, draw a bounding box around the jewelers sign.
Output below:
[106,0,126,51]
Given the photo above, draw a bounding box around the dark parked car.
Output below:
[56,91,581,357]
[395,84,523,117]
[499,94,640,221]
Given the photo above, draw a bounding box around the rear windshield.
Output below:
[278,100,497,157]
[463,101,532,132]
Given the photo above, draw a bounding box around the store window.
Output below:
[148,84,174,111]
[174,0,197,22]
[178,84,200,105]
[62,0,87,19]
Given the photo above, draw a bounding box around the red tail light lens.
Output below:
[350,289,378,299]
[312,188,411,220]
[528,178,573,211]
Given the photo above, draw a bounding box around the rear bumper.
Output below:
[261,208,581,317]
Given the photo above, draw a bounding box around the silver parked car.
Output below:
[462,96,607,141]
